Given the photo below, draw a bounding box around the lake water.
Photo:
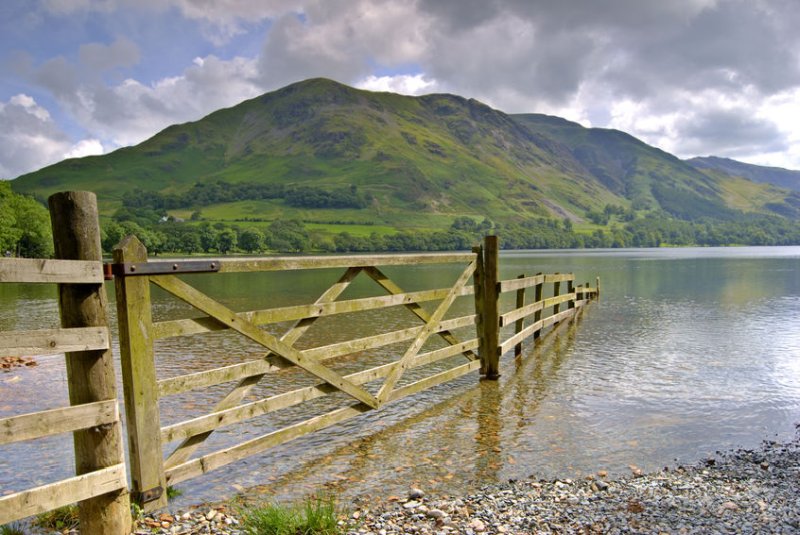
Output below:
[1,246,799,508]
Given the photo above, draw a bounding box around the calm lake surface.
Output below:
[1,246,799,507]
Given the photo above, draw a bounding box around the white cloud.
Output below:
[0,94,92,178]
[356,74,437,95]
[27,53,262,149]
[63,138,104,159]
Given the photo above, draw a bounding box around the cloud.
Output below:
[78,37,140,72]
[675,108,787,157]
[356,74,437,95]
[41,0,301,44]
[63,138,104,159]
[257,1,427,91]
[0,94,102,178]
[21,50,262,148]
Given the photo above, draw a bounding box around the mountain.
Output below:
[10,79,800,230]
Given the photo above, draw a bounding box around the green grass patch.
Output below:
[240,495,345,535]
[304,223,396,237]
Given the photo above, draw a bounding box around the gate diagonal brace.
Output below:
[162,266,363,469]
[375,259,477,403]
[363,266,478,362]
[149,274,379,410]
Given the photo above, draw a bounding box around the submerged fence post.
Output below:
[48,191,131,534]
[567,278,575,312]
[533,273,543,340]
[113,235,168,511]
[514,274,525,358]
[480,235,500,379]
[473,244,486,375]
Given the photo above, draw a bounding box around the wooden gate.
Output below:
[112,237,482,510]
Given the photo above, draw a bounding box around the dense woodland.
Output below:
[101,203,800,255]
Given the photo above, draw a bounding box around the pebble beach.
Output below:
[130,432,800,535]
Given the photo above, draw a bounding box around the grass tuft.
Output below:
[33,504,79,531]
[240,495,344,535]
[0,523,26,535]
[167,485,183,500]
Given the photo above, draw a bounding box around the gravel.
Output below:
[125,435,799,534]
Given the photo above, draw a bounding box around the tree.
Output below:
[217,227,238,254]
[198,223,218,252]
[0,182,53,258]
[239,228,265,253]
[179,232,202,254]
[268,220,309,252]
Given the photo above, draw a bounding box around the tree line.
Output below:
[99,212,800,256]
[120,181,370,211]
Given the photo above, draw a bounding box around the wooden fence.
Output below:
[0,191,599,529]
[0,193,130,533]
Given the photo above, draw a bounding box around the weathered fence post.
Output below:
[48,192,131,534]
[480,235,500,379]
[514,274,525,357]
[113,235,168,511]
[596,276,601,298]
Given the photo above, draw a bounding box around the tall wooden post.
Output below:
[596,276,601,299]
[481,236,500,379]
[514,274,526,357]
[48,192,131,534]
[113,235,168,511]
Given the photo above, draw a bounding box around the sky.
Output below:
[2,0,800,179]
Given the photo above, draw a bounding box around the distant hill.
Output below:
[688,156,800,192]
[512,114,800,221]
[11,79,800,230]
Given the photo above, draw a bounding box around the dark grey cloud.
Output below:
[674,107,788,157]
[78,37,140,72]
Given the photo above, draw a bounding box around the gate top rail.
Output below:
[0,257,103,284]
[106,252,477,276]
